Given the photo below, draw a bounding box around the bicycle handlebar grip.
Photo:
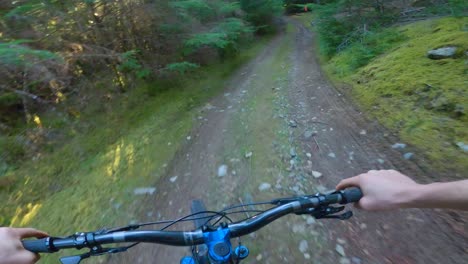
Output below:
[341,188,363,204]
[22,238,55,253]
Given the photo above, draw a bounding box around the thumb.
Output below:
[336,176,360,190]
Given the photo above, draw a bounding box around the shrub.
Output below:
[240,0,284,33]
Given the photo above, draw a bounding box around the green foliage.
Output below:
[0,92,21,107]
[240,0,283,33]
[448,0,468,16]
[0,40,61,67]
[327,28,407,75]
[170,0,215,21]
[216,18,254,42]
[163,61,200,74]
[185,33,231,53]
[313,1,400,58]
[118,50,150,79]
[0,136,26,163]
[332,17,468,174]
[5,2,43,18]
[184,18,253,56]
[218,2,241,15]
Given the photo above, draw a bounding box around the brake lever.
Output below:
[59,245,131,264]
[296,205,353,220]
[319,211,353,220]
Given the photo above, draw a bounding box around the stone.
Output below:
[289,120,297,127]
[217,165,228,177]
[292,224,306,233]
[304,130,314,138]
[427,46,458,60]
[258,183,271,191]
[456,142,468,152]
[335,244,346,257]
[306,152,312,158]
[306,216,316,225]
[351,257,362,264]
[328,152,336,158]
[299,240,309,253]
[403,152,414,160]
[312,171,323,178]
[337,238,346,244]
[256,254,262,261]
[169,176,178,183]
[245,152,253,158]
[316,185,327,193]
[359,130,366,135]
[133,187,156,195]
[290,147,297,158]
[377,158,385,164]
[340,257,351,264]
[392,143,406,149]
[304,253,311,259]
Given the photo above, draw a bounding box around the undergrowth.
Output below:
[0,36,271,263]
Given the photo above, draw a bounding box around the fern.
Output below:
[216,18,253,41]
[5,2,44,18]
[184,33,231,54]
[184,17,252,55]
[218,2,241,15]
[163,61,200,74]
[0,41,61,67]
[170,0,214,21]
[118,50,150,79]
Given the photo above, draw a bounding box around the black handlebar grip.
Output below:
[340,188,363,204]
[22,238,56,253]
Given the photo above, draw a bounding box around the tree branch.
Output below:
[0,85,50,104]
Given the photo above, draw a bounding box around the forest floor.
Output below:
[106,18,467,264]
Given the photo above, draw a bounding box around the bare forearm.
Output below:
[403,180,468,210]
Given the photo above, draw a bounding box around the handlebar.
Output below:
[23,188,362,253]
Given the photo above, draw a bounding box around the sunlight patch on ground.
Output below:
[10,203,43,226]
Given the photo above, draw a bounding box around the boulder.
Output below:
[427,46,457,60]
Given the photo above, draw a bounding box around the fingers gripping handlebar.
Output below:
[340,188,363,204]
[23,238,56,253]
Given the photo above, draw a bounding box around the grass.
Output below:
[316,17,468,176]
[0,36,271,263]
[351,17,468,175]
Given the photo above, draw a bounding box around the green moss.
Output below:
[345,17,468,175]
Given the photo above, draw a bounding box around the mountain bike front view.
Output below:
[22,188,363,264]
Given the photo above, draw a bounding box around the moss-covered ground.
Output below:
[299,12,468,176]
[348,17,467,175]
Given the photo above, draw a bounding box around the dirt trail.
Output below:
[109,19,467,264]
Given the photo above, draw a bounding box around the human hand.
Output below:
[0,227,48,264]
[336,170,420,211]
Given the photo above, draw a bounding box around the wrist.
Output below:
[397,183,428,209]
